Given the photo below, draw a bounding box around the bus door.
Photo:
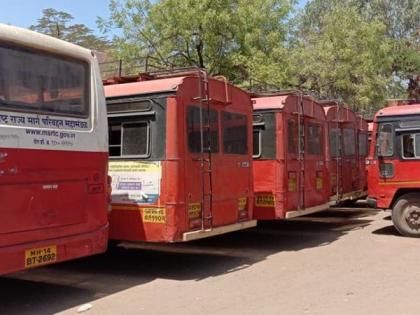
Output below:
[305,119,325,207]
[342,124,357,194]
[329,123,343,199]
[285,114,302,211]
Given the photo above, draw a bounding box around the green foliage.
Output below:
[98,0,294,85]
[287,5,394,111]
[30,8,111,51]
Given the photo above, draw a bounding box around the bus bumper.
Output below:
[0,224,108,276]
[182,220,257,241]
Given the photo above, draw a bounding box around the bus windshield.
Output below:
[377,123,394,157]
[0,44,89,117]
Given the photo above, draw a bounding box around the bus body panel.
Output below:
[0,23,109,275]
[252,94,330,220]
[106,75,255,242]
[367,106,420,210]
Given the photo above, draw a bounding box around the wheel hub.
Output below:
[406,207,420,230]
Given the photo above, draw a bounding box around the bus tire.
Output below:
[392,193,420,237]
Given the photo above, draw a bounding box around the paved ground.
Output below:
[1,207,419,315]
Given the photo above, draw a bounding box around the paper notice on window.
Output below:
[109,161,161,205]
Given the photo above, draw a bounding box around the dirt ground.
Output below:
[1,208,419,315]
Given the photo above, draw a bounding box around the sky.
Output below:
[0,0,110,33]
[0,0,309,36]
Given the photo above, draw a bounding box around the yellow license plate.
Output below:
[25,245,57,268]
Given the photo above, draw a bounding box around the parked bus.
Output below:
[252,92,330,219]
[366,102,420,237]
[103,69,256,242]
[323,103,367,203]
[0,24,109,274]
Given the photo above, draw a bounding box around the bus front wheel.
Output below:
[392,193,420,237]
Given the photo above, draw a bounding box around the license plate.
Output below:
[25,245,57,268]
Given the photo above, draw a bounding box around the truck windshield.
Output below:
[377,123,394,157]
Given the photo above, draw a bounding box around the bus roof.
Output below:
[376,104,420,119]
[252,93,325,120]
[323,105,357,122]
[104,77,185,98]
[0,23,93,62]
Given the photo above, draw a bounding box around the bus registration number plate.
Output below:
[25,245,57,268]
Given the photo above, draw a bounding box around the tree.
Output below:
[294,0,420,106]
[30,8,111,51]
[98,0,294,85]
[287,5,393,111]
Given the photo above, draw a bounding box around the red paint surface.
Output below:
[0,149,109,275]
[252,94,330,219]
[106,76,255,242]
[367,104,420,209]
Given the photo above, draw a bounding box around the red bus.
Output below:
[103,70,256,242]
[252,92,330,219]
[323,104,367,203]
[0,24,109,274]
[367,102,420,236]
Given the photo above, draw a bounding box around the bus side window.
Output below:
[108,121,150,157]
[307,122,322,155]
[401,133,420,159]
[222,111,248,155]
[288,119,298,154]
[187,106,219,153]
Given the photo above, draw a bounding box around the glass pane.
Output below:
[253,131,261,157]
[377,124,394,157]
[187,106,219,153]
[307,123,322,155]
[329,127,341,157]
[343,128,356,155]
[288,119,298,154]
[358,133,368,156]
[223,112,248,155]
[0,44,88,117]
[122,123,148,156]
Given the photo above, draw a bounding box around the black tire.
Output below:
[392,193,420,237]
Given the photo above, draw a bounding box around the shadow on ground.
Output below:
[0,208,376,315]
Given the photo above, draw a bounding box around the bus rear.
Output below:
[0,24,109,274]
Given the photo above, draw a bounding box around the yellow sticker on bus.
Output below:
[188,203,202,219]
[142,208,166,223]
[255,195,275,207]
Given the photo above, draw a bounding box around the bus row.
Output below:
[103,70,369,243]
[0,24,370,275]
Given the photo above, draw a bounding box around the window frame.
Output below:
[109,120,151,159]
[401,133,420,160]
[252,129,262,158]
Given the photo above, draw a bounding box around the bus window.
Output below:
[329,127,341,157]
[223,112,247,154]
[109,121,150,157]
[358,133,368,156]
[307,122,322,155]
[401,133,420,159]
[343,128,356,156]
[288,119,298,154]
[253,130,261,158]
[377,123,394,157]
[0,44,88,117]
[187,106,219,153]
